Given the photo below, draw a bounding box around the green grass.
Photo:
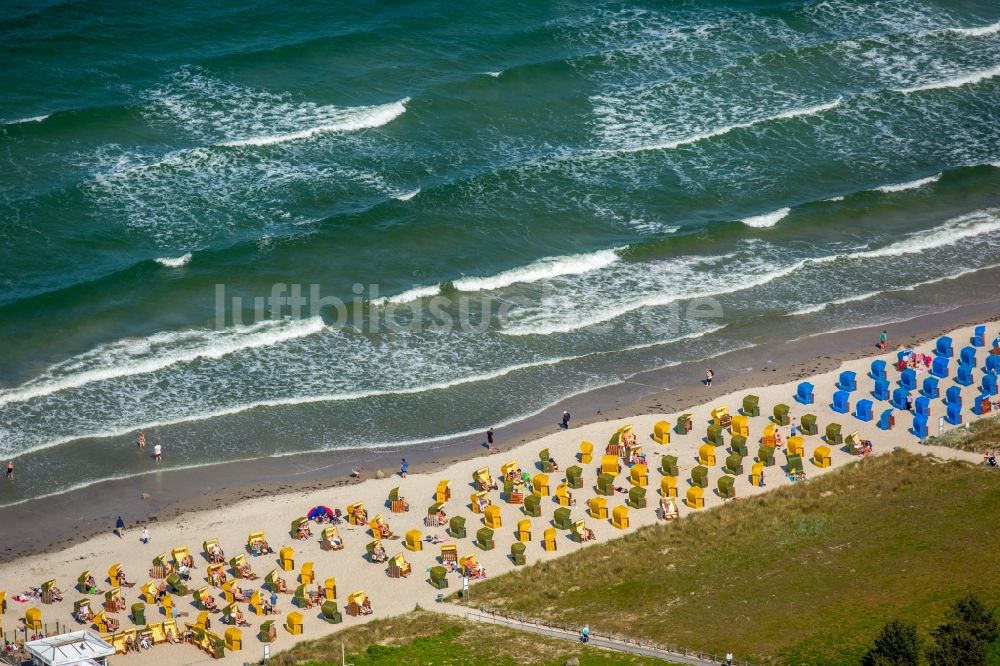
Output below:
[462,451,1000,665]
[925,414,1000,453]
[268,609,681,666]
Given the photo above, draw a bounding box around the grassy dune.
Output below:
[269,609,677,666]
[465,451,1000,664]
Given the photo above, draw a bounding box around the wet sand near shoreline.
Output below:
[2,293,998,563]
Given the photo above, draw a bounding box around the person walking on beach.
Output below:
[581,624,590,643]
[138,431,146,448]
[486,427,495,451]
[115,516,126,538]
[706,369,714,387]
[789,417,797,438]
[561,411,571,429]
[141,527,150,545]
[152,443,162,462]
[879,330,888,351]
[399,458,408,478]
[5,461,12,481]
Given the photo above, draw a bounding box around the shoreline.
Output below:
[0,316,991,665]
[2,294,999,562]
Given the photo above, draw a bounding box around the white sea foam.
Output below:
[948,21,1000,37]
[5,114,49,125]
[740,207,790,228]
[0,317,327,408]
[154,253,192,267]
[373,248,622,305]
[607,98,841,155]
[895,66,1000,94]
[394,188,420,201]
[218,98,409,147]
[825,196,845,202]
[873,173,940,193]
[484,71,503,78]
[789,290,884,316]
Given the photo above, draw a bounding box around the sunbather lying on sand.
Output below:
[115,570,134,587]
[353,506,369,524]
[361,598,373,615]
[371,544,388,563]
[238,562,256,578]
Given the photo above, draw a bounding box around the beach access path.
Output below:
[0,322,988,665]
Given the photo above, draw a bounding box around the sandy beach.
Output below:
[0,317,993,663]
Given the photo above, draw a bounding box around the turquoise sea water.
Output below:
[1,0,999,504]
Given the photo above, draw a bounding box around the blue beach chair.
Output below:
[870,360,887,380]
[946,386,961,406]
[891,387,909,411]
[982,373,998,396]
[912,414,928,439]
[900,368,917,391]
[945,402,962,426]
[956,363,973,387]
[873,378,890,401]
[975,394,992,415]
[935,336,953,357]
[960,346,977,368]
[930,356,949,379]
[855,399,873,422]
[914,396,930,418]
[921,376,939,399]
[986,355,1000,375]
[832,390,850,414]
[878,409,894,431]
[973,325,986,347]
[795,382,814,405]
[837,370,857,392]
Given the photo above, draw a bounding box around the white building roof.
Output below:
[25,630,114,666]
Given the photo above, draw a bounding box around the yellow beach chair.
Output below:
[698,444,716,466]
[532,473,550,496]
[151,553,171,578]
[285,611,303,635]
[221,580,235,604]
[206,563,226,587]
[278,546,295,571]
[542,527,557,552]
[788,435,805,457]
[484,504,502,528]
[751,462,764,486]
[139,581,157,605]
[600,455,620,476]
[320,526,343,552]
[347,502,366,525]
[202,538,221,560]
[652,421,671,444]
[712,406,732,428]
[440,544,457,564]
[225,627,242,651]
[686,486,704,509]
[265,570,286,593]
[473,467,494,491]
[0,590,6,615]
[300,562,314,585]
[470,490,491,513]
[107,563,121,586]
[813,445,832,468]
[579,440,594,463]
[387,552,412,578]
[230,553,254,578]
[171,546,190,568]
[500,460,518,478]
[246,531,266,551]
[250,590,264,616]
[611,505,629,529]
[435,480,451,503]
[571,519,591,543]
[588,496,608,519]
[630,464,648,487]
[405,529,423,551]
[731,415,749,437]
[555,482,574,507]
[516,519,532,542]
[660,476,677,497]
[762,423,778,447]
[93,610,117,633]
[346,591,367,617]
[162,594,175,618]
[324,577,337,601]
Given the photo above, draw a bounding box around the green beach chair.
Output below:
[448,516,466,539]
[675,414,693,435]
[801,414,818,436]
[523,494,542,517]
[787,454,804,475]
[628,486,647,509]
[596,473,615,496]
[743,394,760,417]
[773,403,790,426]
[660,455,678,477]
[826,423,843,445]
[553,507,573,530]
[475,527,495,551]
[758,445,775,466]
[730,435,748,457]
[718,475,736,499]
[539,448,554,473]
[706,424,724,447]
[321,600,343,624]
[510,542,526,566]
[724,452,744,476]
[692,465,708,488]
[566,465,584,489]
